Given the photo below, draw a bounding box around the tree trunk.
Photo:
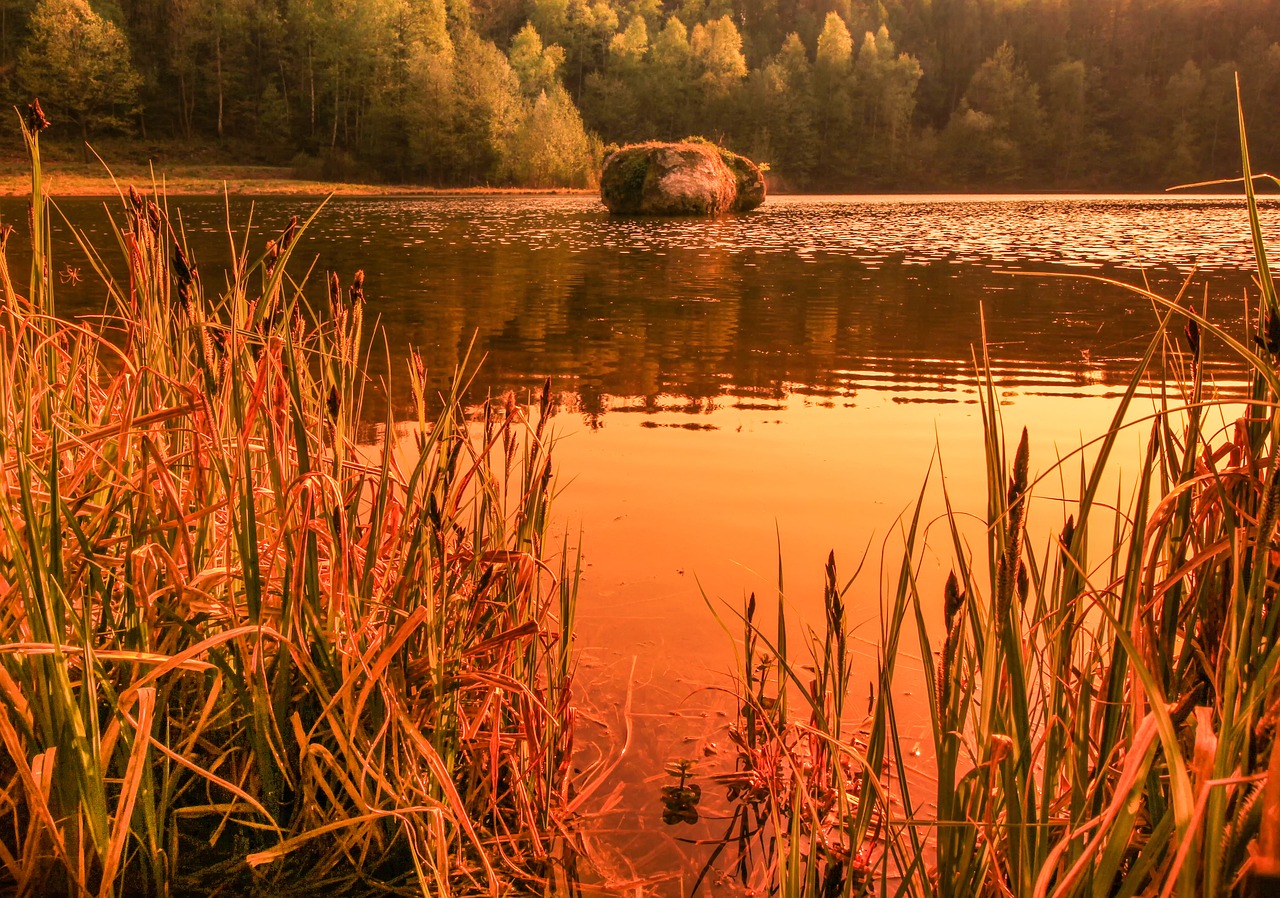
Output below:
[216,30,225,141]
[309,46,316,135]
[279,59,290,120]
[178,72,192,140]
[331,70,340,149]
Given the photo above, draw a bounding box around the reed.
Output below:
[0,105,578,896]
[710,83,1280,897]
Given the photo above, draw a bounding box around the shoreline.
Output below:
[0,164,600,198]
[2,165,1273,201]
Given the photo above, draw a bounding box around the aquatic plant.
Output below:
[0,105,578,896]
[704,83,1280,897]
[704,551,893,897]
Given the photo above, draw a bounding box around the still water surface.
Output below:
[21,192,1279,893]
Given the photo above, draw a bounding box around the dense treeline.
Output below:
[2,0,1278,189]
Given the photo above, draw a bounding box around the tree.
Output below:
[742,31,818,185]
[509,22,565,96]
[688,14,746,135]
[850,25,921,181]
[161,0,204,139]
[450,29,524,183]
[690,14,747,94]
[399,23,462,181]
[939,104,1010,184]
[529,0,617,95]
[1043,58,1105,185]
[610,12,648,69]
[1163,59,1204,183]
[618,0,662,31]
[503,85,599,186]
[18,0,142,151]
[196,0,254,142]
[814,11,854,172]
[941,41,1044,184]
[645,15,695,136]
[580,13,647,139]
[6,0,1280,189]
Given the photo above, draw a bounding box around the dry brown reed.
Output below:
[0,111,578,897]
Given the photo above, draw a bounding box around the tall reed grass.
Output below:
[0,106,578,896]
[709,84,1280,897]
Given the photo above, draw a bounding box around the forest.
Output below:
[2,0,1280,190]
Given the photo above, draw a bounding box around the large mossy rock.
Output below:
[600,141,766,216]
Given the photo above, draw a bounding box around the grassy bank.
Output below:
[0,137,594,197]
[0,111,579,896]
[0,163,596,197]
[703,90,1280,897]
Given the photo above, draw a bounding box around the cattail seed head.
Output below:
[996,555,1012,620]
[1184,317,1201,362]
[944,571,965,632]
[172,246,195,311]
[1008,427,1030,513]
[26,98,49,133]
[1256,308,1280,355]
[280,215,299,252]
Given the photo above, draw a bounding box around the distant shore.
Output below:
[0,163,598,198]
[0,162,1271,200]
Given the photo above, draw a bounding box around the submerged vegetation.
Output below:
[0,110,578,895]
[698,97,1280,896]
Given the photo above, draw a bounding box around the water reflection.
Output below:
[15,194,1272,424]
[9,192,1276,894]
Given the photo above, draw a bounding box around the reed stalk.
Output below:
[710,83,1280,898]
[0,106,577,897]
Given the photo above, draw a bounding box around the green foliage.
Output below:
[6,0,1280,187]
[813,13,856,176]
[597,142,655,211]
[742,31,818,185]
[509,22,565,97]
[502,84,600,186]
[942,42,1044,184]
[691,14,747,94]
[17,0,141,142]
[852,26,921,179]
[610,13,648,68]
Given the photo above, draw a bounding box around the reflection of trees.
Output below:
[370,243,1238,424]
[41,197,1248,428]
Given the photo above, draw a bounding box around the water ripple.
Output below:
[321,193,1279,272]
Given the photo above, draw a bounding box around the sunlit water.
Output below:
[13,192,1278,894]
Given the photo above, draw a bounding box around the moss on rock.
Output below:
[600,141,766,216]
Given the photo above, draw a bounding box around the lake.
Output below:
[15,191,1277,893]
